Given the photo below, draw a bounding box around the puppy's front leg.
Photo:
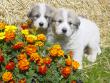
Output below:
[73,48,84,69]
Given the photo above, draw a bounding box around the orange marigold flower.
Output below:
[61,66,71,78]
[18,59,30,71]
[25,45,37,55]
[72,60,80,70]
[26,35,36,43]
[5,32,15,42]
[49,49,58,57]
[18,78,26,83]
[0,22,6,29]
[36,58,44,66]
[57,50,64,57]
[12,42,24,50]
[2,72,13,82]
[36,34,46,41]
[35,41,44,47]
[65,58,72,66]
[17,53,27,61]
[43,57,52,65]
[30,53,40,61]
[38,65,47,75]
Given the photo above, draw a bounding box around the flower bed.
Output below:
[0,22,82,83]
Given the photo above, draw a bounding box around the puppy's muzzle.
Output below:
[39,22,44,27]
[62,28,67,33]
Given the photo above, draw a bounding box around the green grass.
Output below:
[79,47,110,83]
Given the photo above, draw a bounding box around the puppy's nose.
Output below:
[62,28,67,33]
[39,22,44,27]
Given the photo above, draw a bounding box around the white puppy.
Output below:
[27,3,54,37]
[52,8,101,69]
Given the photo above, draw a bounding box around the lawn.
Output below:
[78,47,110,83]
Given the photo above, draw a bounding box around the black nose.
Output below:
[62,28,67,33]
[39,22,44,27]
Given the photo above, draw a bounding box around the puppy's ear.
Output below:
[45,4,55,17]
[70,10,80,28]
[27,4,39,20]
[27,10,32,19]
[75,17,80,27]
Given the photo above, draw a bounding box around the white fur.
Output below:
[52,9,101,69]
[33,3,48,29]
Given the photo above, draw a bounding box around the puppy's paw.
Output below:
[87,55,96,62]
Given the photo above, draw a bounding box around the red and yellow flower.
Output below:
[49,49,58,57]
[43,57,52,65]
[26,34,36,43]
[5,31,15,42]
[2,72,13,82]
[61,66,71,78]
[5,61,15,71]
[36,34,46,41]
[51,44,61,50]
[25,45,37,55]
[18,59,30,71]
[17,53,27,61]
[30,53,40,61]
[12,42,24,50]
[65,56,72,66]
[72,60,80,70]
[57,50,64,57]
[36,58,44,65]
[38,65,47,75]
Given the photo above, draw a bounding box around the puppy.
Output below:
[52,8,101,69]
[27,3,54,38]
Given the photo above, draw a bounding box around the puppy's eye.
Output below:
[45,15,48,19]
[58,20,62,23]
[68,22,72,25]
[35,14,40,18]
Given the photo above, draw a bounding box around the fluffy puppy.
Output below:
[52,8,101,69]
[27,3,54,36]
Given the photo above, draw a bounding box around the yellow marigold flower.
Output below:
[49,49,58,57]
[35,41,44,47]
[21,29,29,35]
[26,34,36,43]
[18,59,30,71]
[2,72,13,82]
[51,44,61,50]
[0,22,6,29]
[0,32,5,40]
[72,60,80,70]
[5,25,17,32]
[36,34,46,41]
[57,50,64,57]
[17,53,27,61]
[30,53,40,61]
